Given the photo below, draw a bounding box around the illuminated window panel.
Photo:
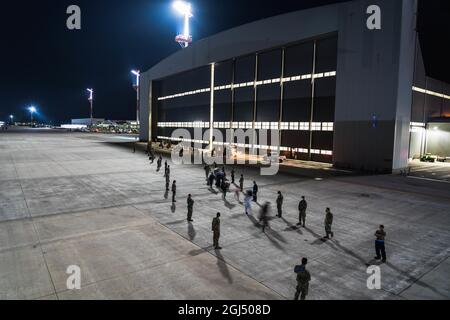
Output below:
[289,122,299,130]
[322,122,334,131]
[246,122,253,129]
[280,122,289,130]
[321,150,333,156]
[311,122,321,131]
[299,122,309,131]
[270,122,279,130]
[311,149,321,154]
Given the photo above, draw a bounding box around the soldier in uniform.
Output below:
[374,225,387,263]
[239,174,244,192]
[294,258,311,300]
[252,181,258,202]
[297,196,307,227]
[164,161,168,177]
[165,175,170,191]
[157,156,162,172]
[276,191,283,218]
[187,194,194,222]
[212,212,222,249]
[221,179,228,199]
[149,149,155,164]
[208,172,215,188]
[204,164,210,181]
[324,208,334,239]
[166,165,171,180]
[259,202,270,233]
[171,180,177,203]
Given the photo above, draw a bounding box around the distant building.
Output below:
[71,118,104,125]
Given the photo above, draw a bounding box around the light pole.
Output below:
[173,1,193,48]
[28,106,36,125]
[131,70,140,126]
[87,88,94,126]
[9,115,14,125]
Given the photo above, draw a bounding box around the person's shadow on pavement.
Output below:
[188,222,196,241]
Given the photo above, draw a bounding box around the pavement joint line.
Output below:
[407,175,450,184]
[330,176,450,202]
[0,199,173,226]
[53,244,217,297]
[396,254,450,297]
[131,204,286,300]
[7,221,157,251]
[11,156,60,300]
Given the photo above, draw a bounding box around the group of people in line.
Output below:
[141,145,387,300]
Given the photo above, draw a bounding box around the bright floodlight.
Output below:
[131,70,140,87]
[86,88,94,101]
[28,106,36,113]
[173,1,193,48]
[9,115,13,119]
[173,1,192,16]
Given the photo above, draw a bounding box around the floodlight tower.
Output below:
[28,106,36,124]
[173,1,193,48]
[9,115,14,125]
[131,70,140,126]
[87,88,94,126]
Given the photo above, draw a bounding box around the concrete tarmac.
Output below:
[0,128,449,300]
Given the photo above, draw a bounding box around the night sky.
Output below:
[0,0,449,124]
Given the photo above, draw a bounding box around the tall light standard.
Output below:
[28,106,36,125]
[173,1,193,48]
[86,88,94,126]
[131,70,140,126]
[9,115,14,125]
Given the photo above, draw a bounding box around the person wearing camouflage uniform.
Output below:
[187,194,194,222]
[294,258,311,300]
[276,191,283,218]
[297,196,307,227]
[324,208,334,239]
[212,212,222,249]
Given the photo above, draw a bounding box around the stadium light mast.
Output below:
[173,1,193,48]
[28,106,36,125]
[86,88,94,126]
[9,115,14,125]
[131,70,140,126]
